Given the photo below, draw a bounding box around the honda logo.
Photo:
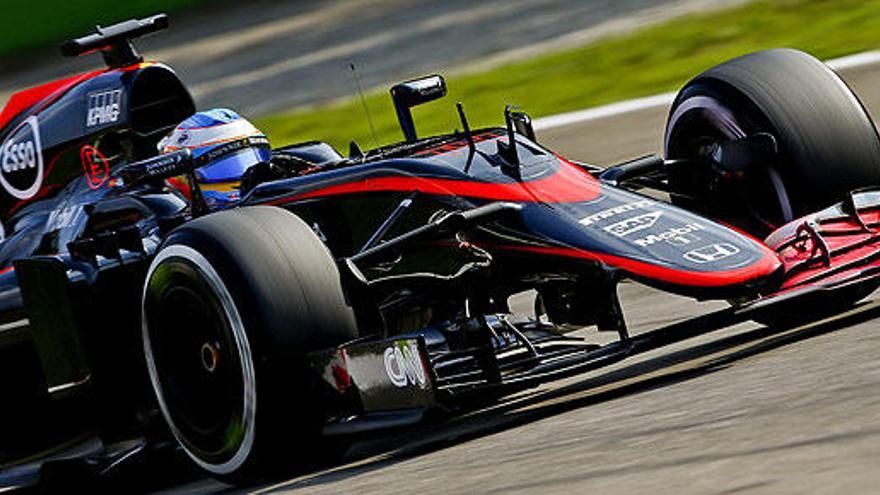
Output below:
[683,243,740,264]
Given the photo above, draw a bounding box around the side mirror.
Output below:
[509,110,535,141]
[390,75,447,143]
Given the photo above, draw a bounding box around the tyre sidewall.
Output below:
[143,207,357,480]
[143,243,258,476]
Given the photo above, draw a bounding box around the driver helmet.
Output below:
[158,108,271,209]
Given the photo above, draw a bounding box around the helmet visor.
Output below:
[195,147,271,183]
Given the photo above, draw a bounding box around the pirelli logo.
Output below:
[86,89,122,128]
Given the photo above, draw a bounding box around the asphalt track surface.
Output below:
[147,57,880,495]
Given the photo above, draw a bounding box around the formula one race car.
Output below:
[3,14,880,488]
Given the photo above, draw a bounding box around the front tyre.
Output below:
[665,48,880,237]
[666,49,880,319]
[142,206,357,481]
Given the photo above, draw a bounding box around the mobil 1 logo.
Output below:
[0,116,43,200]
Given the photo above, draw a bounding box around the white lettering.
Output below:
[384,341,427,388]
[580,200,652,226]
[86,89,122,127]
[684,243,741,263]
[634,223,704,247]
[604,211,662,237]
[0,116,43,199]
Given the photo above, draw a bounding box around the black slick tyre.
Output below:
[665,48,880,236]
[141,206,357,482]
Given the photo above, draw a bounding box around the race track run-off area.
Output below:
[154,55,880,495]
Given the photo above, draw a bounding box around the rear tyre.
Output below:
[142,206,358,482]
[665,48,880,237]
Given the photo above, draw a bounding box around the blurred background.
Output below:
[3,3,880,493]
[3,0,879,154]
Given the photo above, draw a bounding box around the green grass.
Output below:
[257,0,880,150]
[0,0,217,59]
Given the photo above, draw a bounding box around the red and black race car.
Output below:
[3,14,880,488]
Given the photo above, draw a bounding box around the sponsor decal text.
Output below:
[634,223,704,247]
[384,341,428,388]
[604,211,662,237]
[684,243,741,263]
[579,200,652,226]
[0,116,43,199]
[86,89,122,128]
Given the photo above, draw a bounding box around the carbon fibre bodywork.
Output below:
[247,131,781,297]
[2,14,880,489]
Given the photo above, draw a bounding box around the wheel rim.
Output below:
[666,94,794,232]
[143,245,257,475]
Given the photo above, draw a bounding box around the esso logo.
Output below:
[4,141,36,171]
[0,116,44,199]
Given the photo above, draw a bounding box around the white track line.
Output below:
[533,50,880,131]
[826,50,880,71]
[533,92,677,130]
